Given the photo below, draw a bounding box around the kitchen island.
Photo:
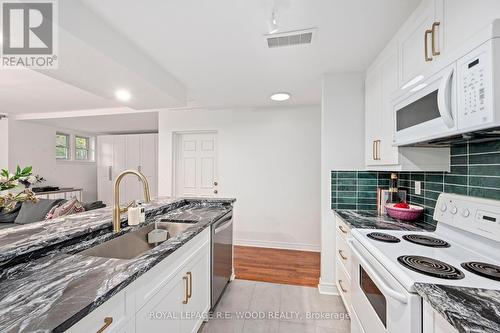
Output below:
[0,197,235,332]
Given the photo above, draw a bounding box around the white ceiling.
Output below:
[0,69,119,114]
[28,111,159,135]
[83,0,421,108]
[1,0,421,116]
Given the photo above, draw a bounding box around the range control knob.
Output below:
[450,205,458,215]
[440,203,447,212]
[462,209,470,217]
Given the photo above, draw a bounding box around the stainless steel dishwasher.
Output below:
[211,210,233,309]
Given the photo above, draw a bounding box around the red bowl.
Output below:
[385,204,423,221]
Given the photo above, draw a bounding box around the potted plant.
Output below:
[0,166,41,212]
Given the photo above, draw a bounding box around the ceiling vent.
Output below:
[265,28,316,48]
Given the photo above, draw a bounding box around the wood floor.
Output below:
[234,246,320,287]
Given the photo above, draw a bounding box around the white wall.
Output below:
[8,120,98,201]
[319,73,365,294]
[159,106,321,251]
[0,116,8,169]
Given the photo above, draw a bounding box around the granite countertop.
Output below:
[414,283,500,333]
[334,210,435,231]
[0,198,235,332]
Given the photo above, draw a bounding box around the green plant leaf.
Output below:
[21,166,32,175]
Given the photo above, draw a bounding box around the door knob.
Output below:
[214,181,218,186]
[214,190,218,194]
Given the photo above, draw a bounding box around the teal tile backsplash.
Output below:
[331,139,500,224]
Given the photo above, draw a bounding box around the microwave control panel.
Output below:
[457,41,493,129]
[462,56,485,115]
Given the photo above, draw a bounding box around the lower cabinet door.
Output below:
[135,271,184,332]
[181,247,210,333]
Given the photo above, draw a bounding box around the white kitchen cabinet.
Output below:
[113,136,127,203]
[68,228,211,333]
[97,135,114,206]
[97,134,158,206]
[66,289,135,333]
[335,215,352,315]
[423,301,458,333]
[398,0,444,87]
[181,246,210,333]
[365,70,383,166]
[139,134,158,203]
[365,43,449,171]
[135,228,210,333]
[365,45,399,167]
[135,270,184,332]
[442,0,500,58]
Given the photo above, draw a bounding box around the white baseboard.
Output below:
[234,239,320,252]
[318,278,339,295]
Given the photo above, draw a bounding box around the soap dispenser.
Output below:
[127,201,141,226]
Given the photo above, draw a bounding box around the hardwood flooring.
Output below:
[234,246,320,287]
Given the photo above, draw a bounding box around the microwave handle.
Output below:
[348,239,408,304]
[437,67,455,128]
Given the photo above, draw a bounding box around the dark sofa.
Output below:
[0,199,106,230]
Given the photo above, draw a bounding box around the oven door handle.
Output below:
[348,239,408,304]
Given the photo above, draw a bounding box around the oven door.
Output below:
[348,239,421,333]
[393,63,458,146]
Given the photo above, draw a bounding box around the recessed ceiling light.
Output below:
[115,89,131,102]
[270,92,291,101]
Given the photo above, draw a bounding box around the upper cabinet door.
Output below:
[379,50,400,166]
[398,0,443,86]
[443,0,500,52]
[365,71,383,166]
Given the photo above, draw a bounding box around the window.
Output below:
[75,136,90,160]
[56,133,70,159]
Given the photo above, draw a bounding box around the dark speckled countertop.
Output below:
[414,284,500,333]
[334,210,435,231]
[0,197,235,332]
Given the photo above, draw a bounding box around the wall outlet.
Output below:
[414,181,422,195]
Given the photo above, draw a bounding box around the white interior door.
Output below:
[175,132,218,197]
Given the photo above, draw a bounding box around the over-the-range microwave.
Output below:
[393,19,500,146]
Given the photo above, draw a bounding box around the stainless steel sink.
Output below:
[79,222,196,260]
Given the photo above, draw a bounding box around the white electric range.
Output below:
[348,193,500,333]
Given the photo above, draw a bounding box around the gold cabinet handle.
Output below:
[431,22,441,56]
[183,276,189,304]
[187,272,192,299]
[338,280,348,293]
[376,140,381,160]
[425,29,433,62]
[96,317,113,333]
[338,225,348,234]
[338,250,348,260]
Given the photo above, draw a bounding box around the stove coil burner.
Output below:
[402,234,450,248]
[461,262,500,281]
[397,256,465,280]
[367,232,400,243]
